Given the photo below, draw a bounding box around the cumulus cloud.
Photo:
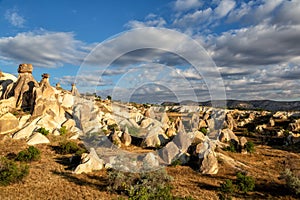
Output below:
[5,8,25,27]
[214,0,236,18]
[207,23,300,67]
[0,30,89,68]
[173,0,203,12]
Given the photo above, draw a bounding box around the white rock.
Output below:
[27,132,50,145]
[74,148,104,174]
[13,117,41,139]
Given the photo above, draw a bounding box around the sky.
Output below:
[0,0,300,103]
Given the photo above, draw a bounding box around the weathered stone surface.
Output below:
[239,136,248,148]
[121,127,131,146]
[71,83,80,96]
[13,117,41,139]
[0,113,19,134]
[219,128,239,143]
[0,97,16,115]
[200,150,218,174]
[110,132,121,147]
[7,64,39,109]
[0,72,17,99]
[27,132,50,145]
[74,148,104,174]
[192,130,206,144]
[142,126,168,148]
[61,118,76,131]
[142,152,159,170]
[18,64,33,73]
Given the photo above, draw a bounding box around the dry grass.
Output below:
[0,134,299,200]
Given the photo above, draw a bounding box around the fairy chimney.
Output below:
[9,64,39,109]
[71,83,80,96]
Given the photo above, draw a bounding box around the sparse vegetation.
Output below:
[0,157,29,186]
[59,126,67,135]
[223,141,237,153]
[56,141,86,156]
[244,141,255,153]
[281,169,300,195]
[15,146,41,162]
[200,127,208,135]
[218,172,255,199]
[218,179,234,200]
[126,125,140,136]
[107,169,194,200]
[37,127,49,136]
[236,172,255,193]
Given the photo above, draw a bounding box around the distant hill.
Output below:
[162,100,300,111]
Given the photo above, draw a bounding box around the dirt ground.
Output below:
[0,134,299,200]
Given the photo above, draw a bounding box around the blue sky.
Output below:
[0,0,300,102]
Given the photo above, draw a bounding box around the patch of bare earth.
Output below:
[0,134,299,200]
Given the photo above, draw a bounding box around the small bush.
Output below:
[37,127,49,136]
[0,157,29,186]
[218,179,234,200]
[200,127,208,135]
[15,146,41,162]
[282,169,300,195]
[59,126,67,135]
[107,169,193,200]
[223,141,237,153]
[236,172,255,193]
[56,141,86,155]
[108,124,119,131]
[244,141,255,153]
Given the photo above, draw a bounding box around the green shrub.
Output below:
[236,172,255,193]
[218,179,234,200]
[37,127,49,136]
[281,169,300,195]
[223,141,237,153]
[108,124,119,131]
[200,127,208,135]
[244,141,255,153]
[0,157,29,186]
[56,141,86,155]
[59,126,67,135]
[15,146,41,162]
[107,169,193,200]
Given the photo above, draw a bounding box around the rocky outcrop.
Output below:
[71,83,80,96]
[74,148,104,174]
[7,64,39,110]
[0,113,19,134]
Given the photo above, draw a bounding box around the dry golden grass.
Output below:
[0,133,299,200]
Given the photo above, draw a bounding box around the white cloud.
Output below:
[214,0,236,18]
[126,14,166,29]
[0,30,89,68]
[174,0,203,12]
[5,8,25,27]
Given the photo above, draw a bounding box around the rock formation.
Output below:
[7,64,39,110]
[71,83,80,96]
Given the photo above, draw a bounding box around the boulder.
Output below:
[0,97,16,115]
[200,150,218,174]
[110,132,121,148]
[219,128,239,144]
[0,113,19,134]
[74,148,104,174]
[27,132,50,145]
[239,136,248,148]
[192,130,206,144]
[142,152,159,170]
[141,126,168,148]
[13,117,41,139]
[121,127,131,146]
